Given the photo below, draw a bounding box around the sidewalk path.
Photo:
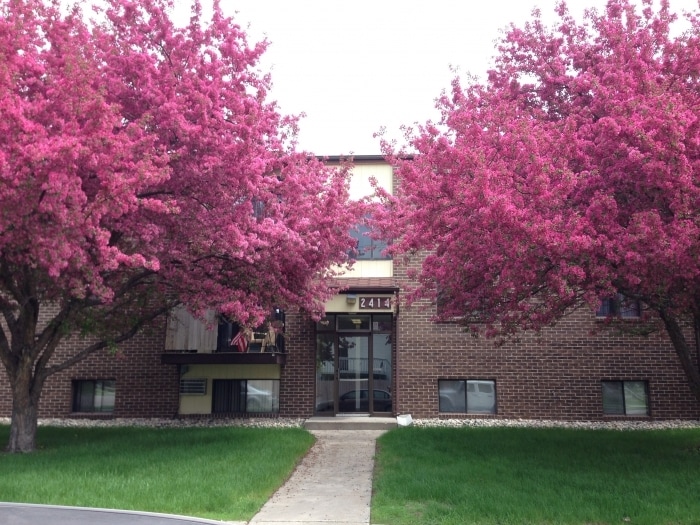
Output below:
[249,429,387,525]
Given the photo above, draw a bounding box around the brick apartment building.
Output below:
[1,156,699,421]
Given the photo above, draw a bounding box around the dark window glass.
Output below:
[596,294,641,318]
[602,381,648,416]
[212,379,279,414]
[217,319,239,352]
[349,222,390,260]
[316,315,336,332]
[337,315,371,331]
[439,380,466,412]
[73,380,115,413]
[372,314,392,331]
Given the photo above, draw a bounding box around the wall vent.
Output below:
[180,378,207,395]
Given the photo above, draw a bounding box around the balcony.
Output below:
[161,348,287,366]
[162,306,286,366]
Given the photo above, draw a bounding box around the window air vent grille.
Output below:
[180,378,207,395]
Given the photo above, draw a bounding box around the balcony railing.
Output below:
[161,348,286,366]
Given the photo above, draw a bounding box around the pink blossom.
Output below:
[377,0,700,403]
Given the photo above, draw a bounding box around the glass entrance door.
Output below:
[314,313,393,415]
[338,335,370,412]
[315,331,336,415]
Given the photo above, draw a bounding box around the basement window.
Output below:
[72,380,115,413]
[602,381,649,416]
[439,379,496,414]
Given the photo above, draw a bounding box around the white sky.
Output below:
[173,0,700,156]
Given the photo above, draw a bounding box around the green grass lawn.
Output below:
[3,423,700,524]
[0,424,314,521]
[372,426,700,525]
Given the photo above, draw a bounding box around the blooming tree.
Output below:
[378,0,700,403]
[0,0,358,452]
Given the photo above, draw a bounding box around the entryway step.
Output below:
[304,416,398,431]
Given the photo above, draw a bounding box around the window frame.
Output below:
[318,314,393,333]
[72,379,116,414]
[348,220,391,261]
[211,378,280,414]
[438,379,497,414]
[601,380,649,416]
[337,314,372,332]
[596,293,641,319]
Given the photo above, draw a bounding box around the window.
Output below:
[372,314,392,331]
[337,314,371,331]
[438,379,496,414]
[317,314,391,332]
[252,198,266,220]
[212,379,280,413]
[73,380,115,413]
[596,294,641,318]
[602,381,649,416]
[316,314,336,331]
[349,221,390,260]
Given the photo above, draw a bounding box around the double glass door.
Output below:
[315,314,392,414]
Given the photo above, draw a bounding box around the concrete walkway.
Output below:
[249,429,387,525]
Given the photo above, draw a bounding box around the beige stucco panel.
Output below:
[331,162,395,279]
[348,162,393,200]
[179,364,281,415]
[336,259,393,278]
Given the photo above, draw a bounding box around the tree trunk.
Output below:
[6,369,42,453]
[659,309,700,405]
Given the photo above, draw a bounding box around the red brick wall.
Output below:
[393,257,700,420]
[2,287,698,421]
[279,309,316,418]
[4,159,698,422]
[0,318,180,419]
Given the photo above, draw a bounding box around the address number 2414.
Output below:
[359,297,391,309]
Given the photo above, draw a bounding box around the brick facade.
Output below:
[1,282,699,422]
[392,259,700,420]
[2,157,699,422]
[393,305,700,420]
[0,317,180,419]
[279,310,316,418]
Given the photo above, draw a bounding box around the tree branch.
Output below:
[40,304,173,379]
